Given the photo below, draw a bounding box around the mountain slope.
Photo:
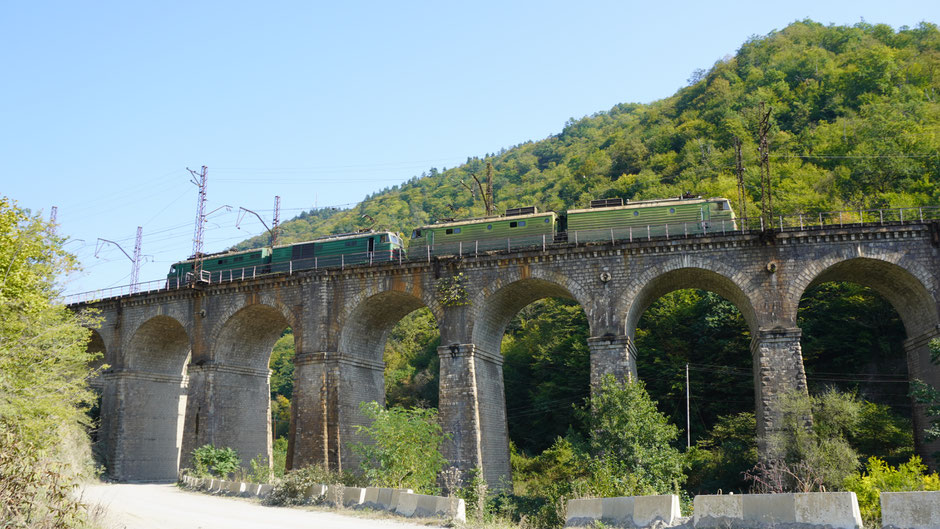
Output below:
[236,20,940,251]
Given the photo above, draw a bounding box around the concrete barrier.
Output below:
[395,492,465,522]
[343,487,366,507]
[226,481,245,495]
[362,487,413,511]
[256,484,274,499]
[694,493,862,529]
[305,483,328,501]
[567,495,680,527]
[882,491,940,529]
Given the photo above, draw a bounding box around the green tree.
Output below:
[910,338,940,455]
[190,444,240,478]
[581,375,687,494]
[0,196,100,526]
[750,389,861,492]
[843,456,940,527]
[352,401,448,493]
[686,412,758,494]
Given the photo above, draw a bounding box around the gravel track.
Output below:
[80,483,440,529]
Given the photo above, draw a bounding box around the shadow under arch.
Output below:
[794,256,940,466]
[332,289,440,471]
[795,257,939,337]
[470,277,582,356]
[338,290,435,365]
[462,276,588,489]
[201,303,292,470]
[114,315,190,481]
[623,267,760,338]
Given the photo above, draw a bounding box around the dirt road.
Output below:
[80,483,440,529]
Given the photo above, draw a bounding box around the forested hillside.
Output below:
[255,20,939,494]
[238,19,940,250]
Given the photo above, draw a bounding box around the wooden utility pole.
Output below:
[733,136,747,223]
[757,103,773,230]
[467,161,496,217]
[485,161,494,216]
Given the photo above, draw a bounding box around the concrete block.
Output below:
[305,483,328,501]
[363,487,413,510]
[634,495,681,526]
[396,492,418,517]
[566,498,603,523]
[694,494,744,528]
[256,484,274,498]
[567,495,679,527]
[793,492,862,529]
[882,491,940,529]
[601,496,635,525]
[226,481,245,495]
[695,493,862,529]
[324,484,346,506]
[394,492,464,521]
[742,493,796,525]
[343,487,366,507]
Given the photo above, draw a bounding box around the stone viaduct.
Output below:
[74,221,940,484]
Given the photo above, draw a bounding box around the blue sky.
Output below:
[1,1,936,296]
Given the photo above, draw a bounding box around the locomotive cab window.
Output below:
[412,230,422,238]
[509,220,526,228]
[217,259,225,265]
[380,234,388,243]
[445,227,461,235]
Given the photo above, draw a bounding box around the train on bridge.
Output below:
[167,195,735,286]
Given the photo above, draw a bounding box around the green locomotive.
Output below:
[409,206,557,256]
[566,196,736,242]
[166,195,735,286]
[167,230,405,286]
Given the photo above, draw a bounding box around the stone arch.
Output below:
[619,258,761,337]
[469,270,590,356]
[87,329,107,391]
[455,271,589,489]
[332,288,440,472]
[210,303,293,371]
[205,303,292,469]
[791,255,940,466]
[338,289,438,364]
[118,315,191,481]
[791,256,939,337]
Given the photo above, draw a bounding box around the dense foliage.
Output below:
[235,21,940,510]
[844,456,940,527]
[190,444,240,479]
[236,21,940,252]
[352,401,447,493]
[0,197,100,527]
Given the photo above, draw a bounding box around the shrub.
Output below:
[190,445,240,479]
[580,375,687,495]
[748,389,860,493]
[267,464,365,506]
[352,401,447,493]
[843,456,940,527]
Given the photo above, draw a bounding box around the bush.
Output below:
[843,456,940,527]
[748,389,860,493]
[190,445,240,479]
[581,375,687,495]
[686,412,758,494]
[352,401,447,493]
[267,464,366,506]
